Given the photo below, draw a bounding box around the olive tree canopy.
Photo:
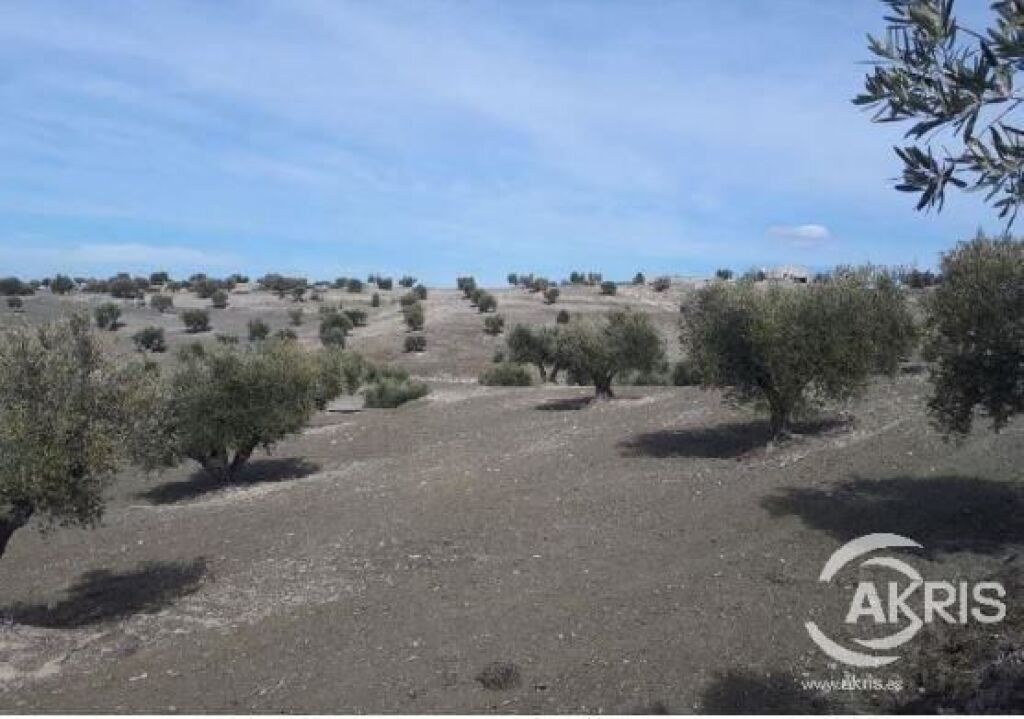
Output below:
[0,315,155,558]
[684,274,916,437]
[856,0,1024,223]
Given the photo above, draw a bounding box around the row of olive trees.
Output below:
[0,317,386,561]
[502,242,1021,440]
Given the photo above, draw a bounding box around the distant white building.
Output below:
[766,265,809,283]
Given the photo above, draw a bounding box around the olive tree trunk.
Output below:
[0,502,34,560]
[594,374,615,400]
[194,443,257,481]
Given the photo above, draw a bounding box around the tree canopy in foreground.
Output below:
[856,0,1024,223]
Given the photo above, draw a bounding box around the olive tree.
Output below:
[506,324,561,382]
[403,301,425,331]
[134,340,338,481]
[684,274,915,438]
[555,310,664,399]
[0,315,155,559]
[925,233,1024,434]
[50,274,75,294]
[150,294,174,312]
[182,309,211,333]
[319,311,353,347]
[94,302,122,330]
[856,0,1024,223]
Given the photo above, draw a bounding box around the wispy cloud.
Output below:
[768,224,833,249]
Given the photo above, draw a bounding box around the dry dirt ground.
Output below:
[0,284,1021,713]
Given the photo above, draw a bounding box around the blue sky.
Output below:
[0,0,996,285]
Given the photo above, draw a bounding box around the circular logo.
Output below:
[805,533,923,667]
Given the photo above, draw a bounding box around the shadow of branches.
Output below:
[698,669,831,714]
[762,474,1024,557]
[2,558,208,628]
[534,397,594,411]
[619,418,848,459]
[138,457,320,505]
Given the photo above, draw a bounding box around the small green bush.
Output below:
[319,311,353,347]
[715,268,734,281]
[109,274,142,299]
[210,289,229,309]
[248,318,270,341]
[215,333,239,345]
[288,308,304,326]
[191,278,222,299]
[94,302,122,330]
[599,281,617,296]
[6,296,23,310]
[479,363,533,386]
[366,364,410,383]
[276,328,298,341]
[544,287,560,304]
[291,286,306,302]
[413,284,428,300]
[363,377,429,408]
[132,326,167,353]
[399,292,418,307]
[476,291,497,313]
[181,308,211,333]
[399,275,417,288]
[652,276,671,292]
[257,274,307,296]
[0,277,35,296]
[150,294,174,312]
[50,274,75,294]
[403,301,425,331]
[377,277,394,291]
[484,314,505,335]
[346,278,363,293]
[404,334,427,352]
[632,272,646,285]
[344,308,367,327]
[556,309,570,324]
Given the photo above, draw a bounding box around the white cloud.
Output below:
[767,224,833,248]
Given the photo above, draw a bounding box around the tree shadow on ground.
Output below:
[138,457,321,505]
[535,397,594,411]
[1,558,207,628]
[762,474,1024,557]
[619,418,848,459]
[699,670,831,714]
